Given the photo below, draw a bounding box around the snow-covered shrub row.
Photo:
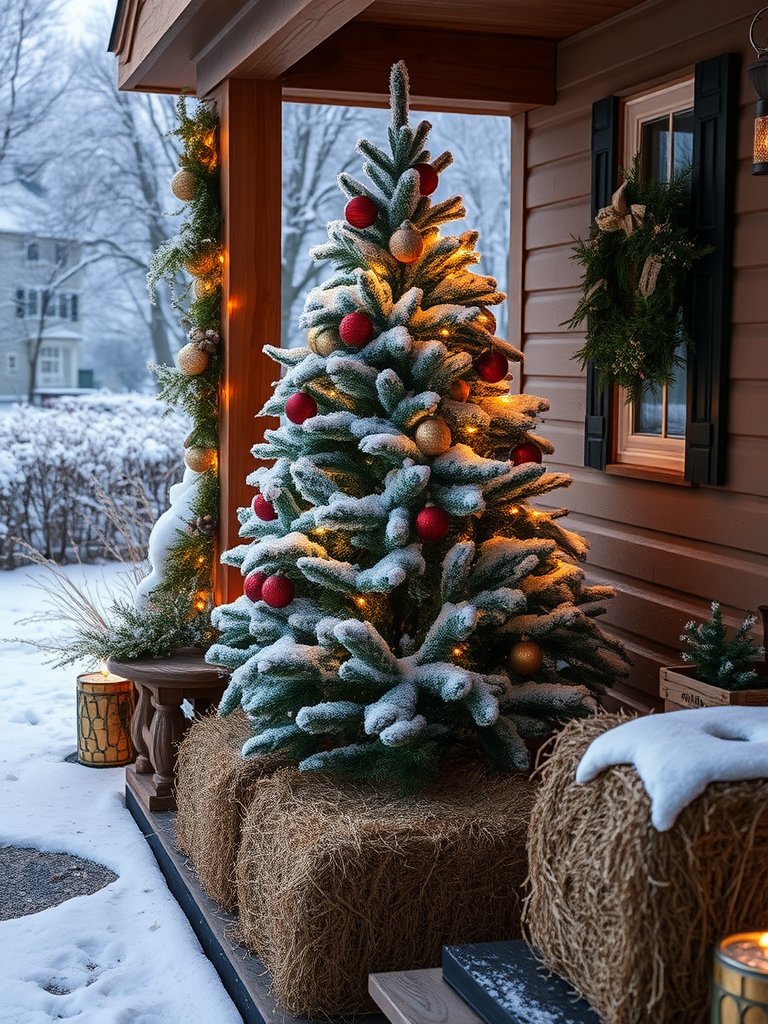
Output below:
[0,393,187,566]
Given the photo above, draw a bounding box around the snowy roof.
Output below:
[0,177,67,238]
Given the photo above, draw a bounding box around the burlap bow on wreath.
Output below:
[565,154,711,399]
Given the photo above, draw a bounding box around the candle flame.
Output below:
[99,660,109,679]
[759,933,768,949]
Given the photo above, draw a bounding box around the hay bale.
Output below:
[236,764,536,1016]
[176,710,279,909]
[525,715,768,1024]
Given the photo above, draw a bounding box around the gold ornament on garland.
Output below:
[389,222,424,263]
[565,154,712,401]
[193,277,216,300]
[414,416,452,456]
[185,447,217,473]
[184,241,219,277]
[509,640,543,676]
[171,169,196,202]
[307,326,340,356]
[177,343,210,376]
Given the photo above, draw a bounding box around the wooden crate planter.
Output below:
[659,664,768,711]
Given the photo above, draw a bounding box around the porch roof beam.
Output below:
[280,23,556,115]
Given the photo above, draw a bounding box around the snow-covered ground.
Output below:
[0,562,242,1024]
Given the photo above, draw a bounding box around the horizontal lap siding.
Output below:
[521,0,768,711]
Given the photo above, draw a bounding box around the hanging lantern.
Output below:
[748,7,768,175]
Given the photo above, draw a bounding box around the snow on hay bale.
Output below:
[175,710,283,910]
[235,764,536,1016]
[525,714,768,1024]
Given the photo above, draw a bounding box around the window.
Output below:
[39,346,61,383]
[26,242,39,263]
[614,80,694,475]
[585,54,738,485]
[42,290,54,316]
[6,354,17,376]
[55,243,68,267]
[70,294,79,322]
[15,289,24,318]
[58,293,68,319]
[27,289,38,317]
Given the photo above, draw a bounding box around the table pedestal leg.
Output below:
[148,687,185,800]
[131,682,153,774]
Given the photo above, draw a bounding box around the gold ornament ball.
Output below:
[415,416,452,456]
[185,447,217,473]
[509,640,543,676]
[177,343,210,376]
[389,225,424,264]
[308,326,340,356]
[184,243,218,277]
[476,306,497,334]
[193,277,216,300]
[171,169,196,202]
[450,379,471,403]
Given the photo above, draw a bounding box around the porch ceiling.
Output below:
[111,0,649,103]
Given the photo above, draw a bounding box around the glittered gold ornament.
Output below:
[414,416,452,456]
[171,169,196,202]
[193,277,216,300]
[509,640,543,675]
[389,223,424,264]
[185,447,217,473]
[184,242,218,277]
[307,326,340,356]
[177,343,210,376]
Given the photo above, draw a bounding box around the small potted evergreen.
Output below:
[660,602,767,710]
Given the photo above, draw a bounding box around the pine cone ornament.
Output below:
[389,223,424,263]
[188,514,217,537]
[199,329,220,354]
[171,169,196,201]
[188,328,206,344]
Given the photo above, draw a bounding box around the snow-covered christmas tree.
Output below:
[207,62,628,787]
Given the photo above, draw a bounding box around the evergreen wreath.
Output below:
[566,155,711,401]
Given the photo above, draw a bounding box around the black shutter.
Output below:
[584,97,619,469]
[686,53,740,485]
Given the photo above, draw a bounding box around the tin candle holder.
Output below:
[712,932,768,1023]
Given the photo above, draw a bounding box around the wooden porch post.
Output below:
[213,79,282,604]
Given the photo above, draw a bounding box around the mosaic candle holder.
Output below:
[712,932,768,1023]
[77,670,135,767]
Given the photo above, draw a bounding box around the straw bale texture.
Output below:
[525,714,768,1024]
[236,763,537,1016]
[176,709,280,910]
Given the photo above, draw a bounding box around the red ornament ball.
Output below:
[251,494,277,521]
[344,196,378,228]
[285,392,317,425]
[476,349,508,383]
[510,442,543,466]
[415,505,450,542]
[244,572,266,602]
[339,311,374,348]
[261,574,294,609]
[413,162,439,196]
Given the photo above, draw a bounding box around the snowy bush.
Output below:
[0,393,187,566]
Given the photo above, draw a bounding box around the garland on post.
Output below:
[566,156,711,400]
[144,96,223,615]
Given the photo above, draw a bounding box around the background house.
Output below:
[108,0,768,717]
[0,181,94,406]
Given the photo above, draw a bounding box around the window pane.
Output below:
[634,386,663,435]
[27,290,37,315]
[641,116,670,183]
[70,294,79,322]
[59,294,68,318]
[672,108,694,176]
[667,343,687,437]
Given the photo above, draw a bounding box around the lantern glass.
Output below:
[712,933,768,1024]
[755,109,768,174]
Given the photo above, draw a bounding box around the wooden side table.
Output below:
[108,650,228,812]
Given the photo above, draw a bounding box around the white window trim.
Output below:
[614,78,694,474]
